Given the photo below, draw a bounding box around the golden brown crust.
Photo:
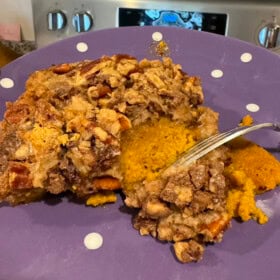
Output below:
[0,55,205,205]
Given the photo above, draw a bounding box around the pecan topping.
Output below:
[5,103,30,124]
[53,63,72,74]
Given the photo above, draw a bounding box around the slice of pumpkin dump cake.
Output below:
[1,54,280,263]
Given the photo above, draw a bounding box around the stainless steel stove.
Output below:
[32,0,280,54]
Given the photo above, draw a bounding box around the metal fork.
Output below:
[163,122,280,175]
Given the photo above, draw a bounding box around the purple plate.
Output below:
[1,26,280,280]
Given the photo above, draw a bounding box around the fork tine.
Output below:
[164,122,275,174]
[179,126,245,161]
[181,123,274,165]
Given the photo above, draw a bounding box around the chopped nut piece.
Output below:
[174,240,204,263]
[93,127,108,142]
[52,63,72,74]
[14,144,31,160]
[140,196,171,219]
[118,114,131,131]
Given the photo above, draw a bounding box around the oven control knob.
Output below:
[47,10,67,31]
[258,17,280,49]
[72,12,93,32]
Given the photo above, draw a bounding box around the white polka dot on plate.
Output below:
[152,32,163,42]
[84,232,103,250]
[211,69,223,78]
[246,103,260,112]
[76,42,88,53]
[240,52,253,63]
[0,78,14,89]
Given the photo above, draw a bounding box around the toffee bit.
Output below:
[239,114,254,126]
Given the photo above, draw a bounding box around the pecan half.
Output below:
[53,63,72,74]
